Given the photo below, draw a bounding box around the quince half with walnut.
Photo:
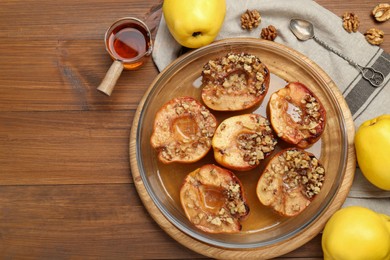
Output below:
[212,114,277,171]
[268,82,326,148]
[257,148,325,217]
[201,52,270,111]
[150,96,217,164]
[180,164,250,233]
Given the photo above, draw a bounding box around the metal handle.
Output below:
[357,65,385,88]
[313,35,384,88]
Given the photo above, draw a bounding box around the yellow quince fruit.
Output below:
[322,206,390,260]
[162,0,226,48]
[355,114,390,190]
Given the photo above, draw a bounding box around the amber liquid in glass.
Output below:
[107,22,151,69]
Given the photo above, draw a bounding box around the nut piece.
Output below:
[241,9,261,30]
[365,28,384,45]
[260,25,278,41]
[342,12,360,33]
[372,3,390,22]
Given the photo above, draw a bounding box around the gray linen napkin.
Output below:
[152,0,390,214]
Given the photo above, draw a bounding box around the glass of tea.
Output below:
[97,17,153,96]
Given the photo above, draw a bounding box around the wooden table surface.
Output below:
[1,0,388,259]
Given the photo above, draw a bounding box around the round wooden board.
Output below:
[130,38,356,259]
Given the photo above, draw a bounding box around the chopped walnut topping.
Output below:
[279,149,325,199]
[342,12,360,33]
[236,117,277,166]
[219,180,249,219]
[201,52,270,111]
[202,53,267,98]
[228,183,241,195]
[226,217,234,224]
[257,149,325,217]
[241,9,261,30]
[210,217,222,226]
[300,94,324,134]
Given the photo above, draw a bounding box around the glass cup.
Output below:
[97,17,153,96]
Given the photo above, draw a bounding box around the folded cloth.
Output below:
[152,0,390,214]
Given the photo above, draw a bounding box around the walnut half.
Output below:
[342,12,359,33]
[365,28,384,45]
[372,3,390,22]
[241,9,261,31]
[261,25,278,41]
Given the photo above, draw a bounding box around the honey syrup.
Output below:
[106,20,152,70]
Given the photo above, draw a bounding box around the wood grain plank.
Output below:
[0,111,133,185]
[0,0,159,40]
[318,0,390,42]
[0,184,205,259]
[0,0,162,112]
[0,183,322,259]
[0,39,157,112]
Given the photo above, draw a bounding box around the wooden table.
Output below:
[1,1,388,259]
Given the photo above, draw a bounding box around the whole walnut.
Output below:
[342,12,359,33]
[241,9,261,30]
[364,28,384,45]
[260,25,278,41]
[372,3,390,22]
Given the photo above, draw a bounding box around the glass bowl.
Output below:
[130,38,354,257]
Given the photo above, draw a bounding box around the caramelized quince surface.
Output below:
[201,52,270,111]
[268,82,326,148]
[212,114,277,171]
[256,148,325,217]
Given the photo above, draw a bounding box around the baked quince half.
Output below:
[212,114,277,171]
[180,164,249,233]
[268,82,326,148]
[256,148,325,217]
[150,96,217,164]
[201,52,270,111]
